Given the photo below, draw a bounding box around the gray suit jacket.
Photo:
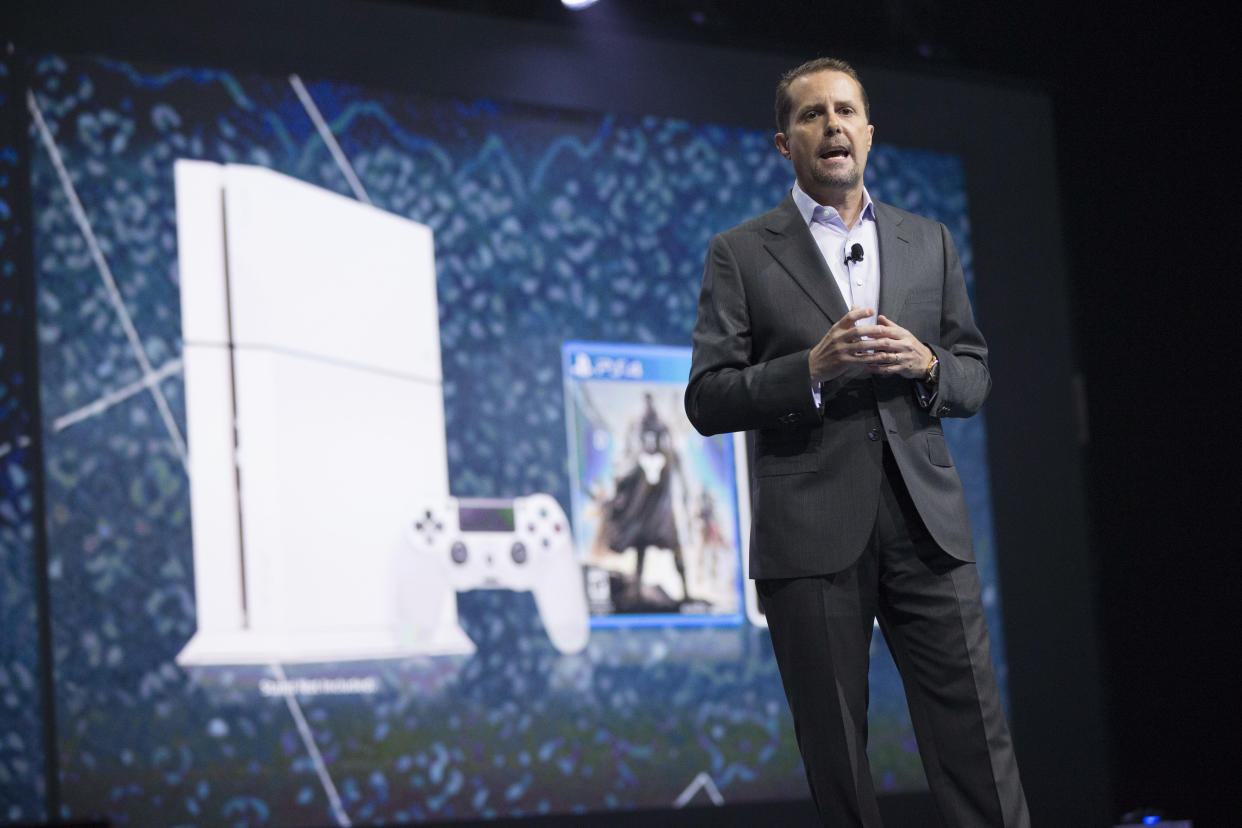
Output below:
[685,193,989,579]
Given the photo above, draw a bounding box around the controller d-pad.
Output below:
[511,542,527,565]
[450,541,468,565]
[414,509,445,533]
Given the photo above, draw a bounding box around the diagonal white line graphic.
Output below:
[673,770,725,807]
[270,663,352,827]
[53,358,183,433]
[27,89,189,467]
[290,74,372,205]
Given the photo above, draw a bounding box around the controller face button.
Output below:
[451,541,468,565]
[511,542,528,565]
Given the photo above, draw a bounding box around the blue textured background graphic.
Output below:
[20,53,1004,825]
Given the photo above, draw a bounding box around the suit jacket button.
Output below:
[937,404,952,416]
[780,412,801,424]
[867,426,881,441]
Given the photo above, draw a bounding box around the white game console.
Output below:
[173,161,588,664]
[175,161,451,664]
[398,495,590,655]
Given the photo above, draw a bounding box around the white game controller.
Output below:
[399,494,590,655]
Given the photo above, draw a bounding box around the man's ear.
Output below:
[774,132,790,159]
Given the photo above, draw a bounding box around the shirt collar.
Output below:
[791,181,875,228]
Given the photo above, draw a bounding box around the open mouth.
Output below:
[820,146,850,161]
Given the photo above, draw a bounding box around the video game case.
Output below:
[562,341,749,628]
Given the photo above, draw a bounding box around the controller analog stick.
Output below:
[450,541,468,565]
[511,541,528,565]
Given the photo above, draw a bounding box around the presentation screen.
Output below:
[23,52,1008,825]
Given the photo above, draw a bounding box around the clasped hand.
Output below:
[808,306,934,384]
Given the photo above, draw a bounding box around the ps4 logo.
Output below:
[569,352,645,381]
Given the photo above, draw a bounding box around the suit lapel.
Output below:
[875,202,913,320]
[761,194,850,323]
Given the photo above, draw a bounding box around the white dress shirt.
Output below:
[791,182,879,326]
[791,183,880,408]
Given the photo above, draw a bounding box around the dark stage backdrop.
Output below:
[1,49,50,827]
[3,2,1108,826]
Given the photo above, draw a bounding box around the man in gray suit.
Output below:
[685,58,1029,827]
